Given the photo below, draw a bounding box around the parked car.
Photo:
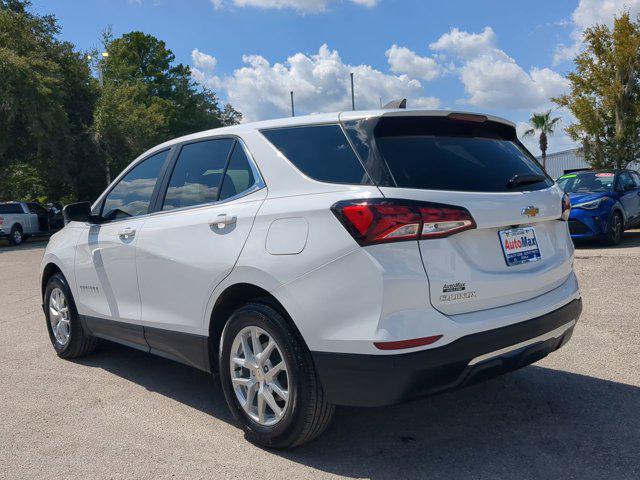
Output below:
[0,201,63,245]
[40,110,582,448]
[557,169,640,245]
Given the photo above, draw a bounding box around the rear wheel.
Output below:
[219,302,334,449]
[44,273,97,358]
[604,211,623,245]
[8,225,23,245]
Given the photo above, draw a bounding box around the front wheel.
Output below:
[604,211,623,245]
[219,302,334,449]
[44,273,97,358]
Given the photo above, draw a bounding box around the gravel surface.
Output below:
[1,233,639,480]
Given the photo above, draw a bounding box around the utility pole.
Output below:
[290,91,295,117]
[350,73,355,110]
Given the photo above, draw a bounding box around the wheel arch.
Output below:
[611,201,627,224]
[207,282,304,372]
[41,262,64,300]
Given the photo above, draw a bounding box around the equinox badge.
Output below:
[521,206,540,218]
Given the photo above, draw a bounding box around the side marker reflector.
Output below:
[374,335,443,350]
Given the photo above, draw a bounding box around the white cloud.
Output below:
[430,27,568,110]
[385,45,441,81]
[190,49,222,90]
[429,26,497,59]
[192,44,440,122]
[192,48,217,72]
[554,0,640,64]
[212,0,378,13]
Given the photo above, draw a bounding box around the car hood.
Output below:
[569,192,610,205]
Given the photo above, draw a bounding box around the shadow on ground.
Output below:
[574,228,640,250]
[77,341,640,479]
[0,237,49,252]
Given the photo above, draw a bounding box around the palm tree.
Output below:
[523,110,561,170]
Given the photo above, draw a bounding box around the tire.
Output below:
[604,211,623,246]
[219,302,334,449]
[8,225,23,245]
[44,272,97,358]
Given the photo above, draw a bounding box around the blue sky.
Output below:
[31,0,640,154]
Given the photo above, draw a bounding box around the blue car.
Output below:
[557,169,640,245]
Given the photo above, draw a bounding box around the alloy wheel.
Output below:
[612,214,622,243]
[49,287,71,346]
[229,326,290,426]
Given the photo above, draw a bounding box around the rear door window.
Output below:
[219,143,257,201]
[162,138,234,211]
[261,124,370,185]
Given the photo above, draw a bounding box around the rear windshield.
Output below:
[345,116,552,192]
[0,204,23,214]
[557,172,614,193]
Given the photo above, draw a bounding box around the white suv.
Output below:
[40,110,582,448]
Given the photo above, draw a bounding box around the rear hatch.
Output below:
[342,112,573,315]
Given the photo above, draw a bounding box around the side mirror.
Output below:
[62,202,93,224]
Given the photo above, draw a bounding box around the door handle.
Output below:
[118,227,136,240]
[209,214,237,229]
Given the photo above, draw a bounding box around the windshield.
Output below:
[557,172,614,193]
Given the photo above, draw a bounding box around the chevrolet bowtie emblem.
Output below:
[521,206,539,217]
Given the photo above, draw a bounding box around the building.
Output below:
[537,148,639,178]
[537,148,588,179]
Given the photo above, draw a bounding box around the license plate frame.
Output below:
[498,227,541,267]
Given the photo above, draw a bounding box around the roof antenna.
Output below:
[382,98,406,109]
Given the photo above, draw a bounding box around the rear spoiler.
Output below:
[382,98,407,109]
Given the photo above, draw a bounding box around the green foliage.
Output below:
[0,0,101,201]
[0,162,45,200]
[95,31,241,180]
[553,12,640,169]
[0,2,242,202]
[523,110,561,168]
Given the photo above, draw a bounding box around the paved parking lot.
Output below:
[1,233,639,480]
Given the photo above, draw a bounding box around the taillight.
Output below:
[331,199,476,245]
[0,217,3,226]
[561,193,571,221]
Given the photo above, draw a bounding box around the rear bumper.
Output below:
[312,298,582,407]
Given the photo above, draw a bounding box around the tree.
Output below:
[523,110,561,170]
[0,0,101,201]
[553,12,640,169]
[0,3,243,202]
[94,31,241,179]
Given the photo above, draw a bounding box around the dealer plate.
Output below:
[498,227,541,267]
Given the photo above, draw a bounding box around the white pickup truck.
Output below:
[0,202,62,246]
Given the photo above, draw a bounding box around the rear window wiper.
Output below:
[506,174,547,188]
